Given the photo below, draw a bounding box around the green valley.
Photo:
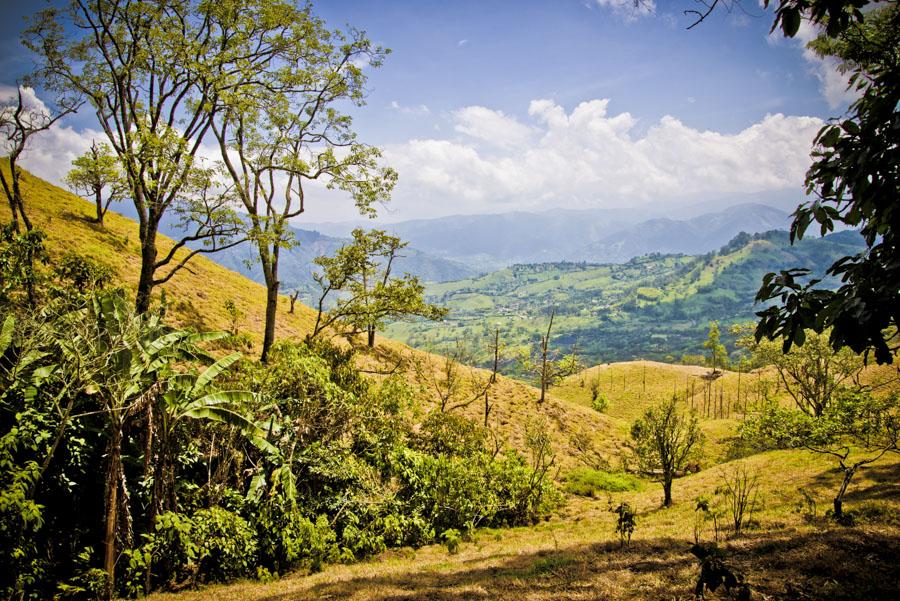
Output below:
[385,230,866,370]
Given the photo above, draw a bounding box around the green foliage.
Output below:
[630,397,704,507]
[741,389,899,518]
[50,252,114,297]
[0,224,48,307]
[252,497,337,574]
[311,228,447,346]
[590,392,609,413]
[703,321,728,370]
[562,468,640,497]
[64,141,126,224]
[755,4,900,364]
[612,502,636,546]
[412,411,487,458]
[440,528,462,555]
[191,507,258,582]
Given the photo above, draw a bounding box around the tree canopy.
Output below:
[754,2,900,364]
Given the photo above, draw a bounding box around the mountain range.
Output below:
[308,202,793,269]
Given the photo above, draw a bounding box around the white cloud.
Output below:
[769,18,858,109]
[0,86,100,187]
[384,98,822,219]
[389,100,431,116]
[453,106,535,148]
[595,0,655,22]
[457,39,469,46]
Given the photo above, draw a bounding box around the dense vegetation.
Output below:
[386,230,866,370]
[0,261,560,599]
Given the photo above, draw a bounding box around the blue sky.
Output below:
[1,0,851,222]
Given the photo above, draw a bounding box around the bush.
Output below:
[191,507,258,582]
[591,393,609,413]
[252,498,338,573]
[412,412,486,458]
[563,468,640,497]
[136,508,257,591]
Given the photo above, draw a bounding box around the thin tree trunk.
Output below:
[95,188,105,225]
[261,246,280,363]
[833,465,857,519]
[135,222,159,315]
[663,477,673,507]
[367,324,376,347]
[104,424,123,599]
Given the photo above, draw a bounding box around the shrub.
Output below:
[191,507,258,582]
[591,392,609,413]
[51,251,114,295]
[440,528,462,554]
[138,508,257,591]
[563,468,640,497]
[612,502,636,546]
[412,411,486,458]
[252,498,338,573]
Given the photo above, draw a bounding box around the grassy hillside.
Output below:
[1,168,618,471]
[146,449,900,601]
[384,230,867,369]
[7,169,899,601]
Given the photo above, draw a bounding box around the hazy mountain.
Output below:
[308,201,793,269]
[107,205,479,297]
[579,203,792,262]
[204,226,479,299]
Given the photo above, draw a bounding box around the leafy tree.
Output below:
[629,397,704,507]
[754,3,900,364]
[741,389,899,520]
[310,229,446,347]
[703,321,728,372]
[27,1,267,313]
[65,141,127,225]
[738,327,863,416]
[0,85,80,233]
[37,292,258,597]
[0,224,48,308]
[208,3,396,362]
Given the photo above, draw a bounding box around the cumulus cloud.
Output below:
[384,98,822,218]
[453,106,535,148]
[0,86,101,187]
[595,0,655,21]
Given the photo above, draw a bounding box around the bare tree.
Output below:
[1,84,80,233]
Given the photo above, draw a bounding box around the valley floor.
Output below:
[146,450,900,601]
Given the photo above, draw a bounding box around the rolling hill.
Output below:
[384,229,867,369]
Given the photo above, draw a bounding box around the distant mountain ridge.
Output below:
[309,202,792,269]
[579,203,791,262]
[107,204,480,300]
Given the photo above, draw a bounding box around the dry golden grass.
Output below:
[9,170,900,600]
[3,168,616,469]
[145,450,900,601]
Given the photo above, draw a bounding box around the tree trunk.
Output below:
[104,424,123,600]
[260,246,280,363]
[367,324,376,347]
[261,279,278,363]
[95,188,105,225]
[833,465,857,520]
[135,223,158,314]
[663,477,673,507]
